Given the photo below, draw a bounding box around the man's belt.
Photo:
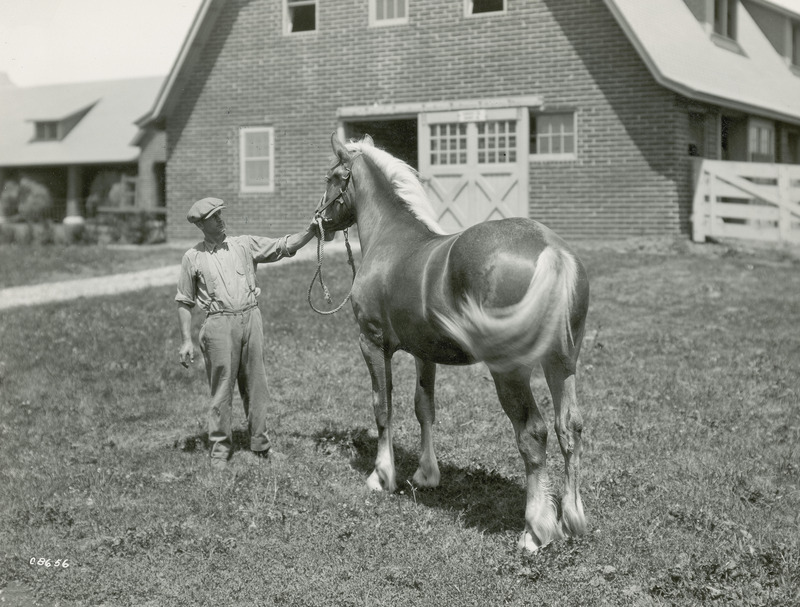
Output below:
[206,302,258,317]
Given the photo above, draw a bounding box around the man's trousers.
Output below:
[199,307,271,460]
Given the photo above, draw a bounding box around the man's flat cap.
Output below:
[187,197,226,224]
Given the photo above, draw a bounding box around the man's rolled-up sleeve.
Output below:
[175,253,197,307]
[246,235,288,263]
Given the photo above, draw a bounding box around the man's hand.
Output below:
[179,341,194,368]
[308,218,321,239]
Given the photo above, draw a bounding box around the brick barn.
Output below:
[136,0,800,241]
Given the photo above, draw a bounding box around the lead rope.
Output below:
[307,216,357,315]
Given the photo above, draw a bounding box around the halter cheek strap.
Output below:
[314,153,362,218]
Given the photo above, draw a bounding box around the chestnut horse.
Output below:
[315,133,590,551]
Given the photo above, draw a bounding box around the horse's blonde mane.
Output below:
[346,137,446,235]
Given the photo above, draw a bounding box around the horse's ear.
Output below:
[331,132,351,163]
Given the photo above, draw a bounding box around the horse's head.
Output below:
[314,133,361,235]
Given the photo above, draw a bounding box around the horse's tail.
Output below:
[436,246,579,372]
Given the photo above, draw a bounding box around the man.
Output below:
[176,197,316,467]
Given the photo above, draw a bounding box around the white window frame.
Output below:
[284,0,316,35]
[464,0,507,18]
[792,21,800,67]
[529,112,577,162]
[34,121,60,141]
[713,0,737,40]
[369,0,408,27]
[748,118,775,163]
[240,127,275,193]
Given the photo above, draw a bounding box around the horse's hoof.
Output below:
[517,531,542,553]
[560,495,587,537]
[412,467,440,488]
[366,470,396,492]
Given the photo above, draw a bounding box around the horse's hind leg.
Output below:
[543,354,587,537]
[492,367,561,551]
[359,333,397,492]
[412,357,440,488]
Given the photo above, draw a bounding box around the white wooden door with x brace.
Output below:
[418,106,530,233]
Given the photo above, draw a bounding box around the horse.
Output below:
[314,133,590,551]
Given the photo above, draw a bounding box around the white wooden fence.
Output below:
[691,160,800,244]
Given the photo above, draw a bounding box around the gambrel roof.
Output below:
[0,76,164,167]
[135,0,223,133]
[140,0,800,132]
[605,0,800,124]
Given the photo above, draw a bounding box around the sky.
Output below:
[0,0,203,87]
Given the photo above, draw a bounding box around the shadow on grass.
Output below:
[312,427,527,536]
[172,425,527,535]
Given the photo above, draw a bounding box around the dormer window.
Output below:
[713,0,737,40]
[30,102,95,143]
[793,21,800,67]
[35,121,60,141]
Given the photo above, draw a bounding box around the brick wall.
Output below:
[136,130,166,209]
[165,0,693,241]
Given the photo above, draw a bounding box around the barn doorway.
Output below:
[343,118,418,169]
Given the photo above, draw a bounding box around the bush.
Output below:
[119,212,147,244]
[0,223,15,244]
[18,178,53,222]
[0,181,20,218]
[86,171,122,217]
[31,221,55,245]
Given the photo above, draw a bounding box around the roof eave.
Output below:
[744,0,800,20]
[139,0,224,128]
[603,0,800,128]
[0,156,140,168]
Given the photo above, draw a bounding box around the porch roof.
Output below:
[0,76,163,167]
[605,0,800,125]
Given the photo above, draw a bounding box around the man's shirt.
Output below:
[175,235,291,312]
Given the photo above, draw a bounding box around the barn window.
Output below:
[370,0,408,26]
[285,0,316,34]
[465,0,506,16]
[240,127,275,193]
[530,112,576,159]
[713,0,737,39]
[477,121,517,164]
[430,123,467,165]
[793,21,800,67]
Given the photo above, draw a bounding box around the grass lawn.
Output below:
[0,243,187,289]
[0,237,798,606]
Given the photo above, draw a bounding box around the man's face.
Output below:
[200,211,226,238]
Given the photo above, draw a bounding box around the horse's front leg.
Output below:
[412,357,440,488]
[359,333,396,492]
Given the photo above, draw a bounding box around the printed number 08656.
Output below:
[29,558,70,568]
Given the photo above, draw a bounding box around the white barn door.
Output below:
[418,107,529,233]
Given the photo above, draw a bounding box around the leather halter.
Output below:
[314,153,362,220]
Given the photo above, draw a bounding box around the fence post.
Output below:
[691,159,707,242]
[777,165,791,243]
